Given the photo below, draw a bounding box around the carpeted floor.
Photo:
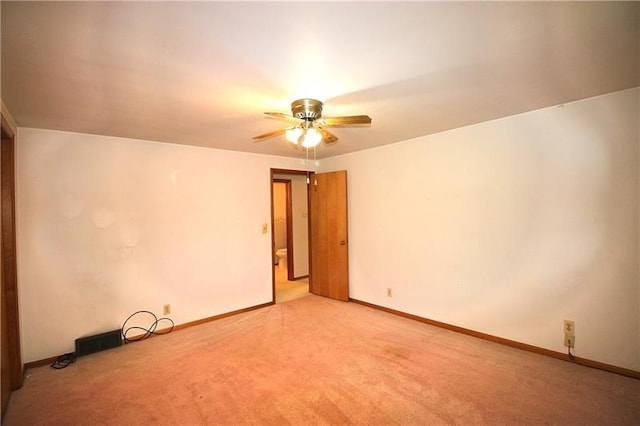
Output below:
[4,295,639,425]
[275,266,309,303]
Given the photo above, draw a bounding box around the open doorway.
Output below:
[271,169,310,303]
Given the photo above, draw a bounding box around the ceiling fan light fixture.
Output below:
[300,127,322,148]
[285,127,303,144]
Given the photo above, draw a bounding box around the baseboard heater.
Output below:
[75,329,123,357]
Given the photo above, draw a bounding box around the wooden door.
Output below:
[309,170,349,301]
[1,259,8,416]
[1,115,22,419]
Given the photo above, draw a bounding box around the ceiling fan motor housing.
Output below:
[291,98,323,121]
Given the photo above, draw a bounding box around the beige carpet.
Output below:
[4,295,639,425]
[275,265,309,303]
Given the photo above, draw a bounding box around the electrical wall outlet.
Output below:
[163,304,171,315]
[564,320,575,335]
[564,334,575,348]
[563,320,575,349]
[387,288,392,297]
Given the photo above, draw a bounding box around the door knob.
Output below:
[340,240,346,245]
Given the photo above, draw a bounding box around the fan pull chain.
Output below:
[306,148,310,184]
[314,146,318,187]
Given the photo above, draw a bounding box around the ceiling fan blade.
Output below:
[320,115,372,126]
[317,127,339,145]
[264,112,302,123]
[252,128,287,141]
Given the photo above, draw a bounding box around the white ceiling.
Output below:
[1,1,638,159]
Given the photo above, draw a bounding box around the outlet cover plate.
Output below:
[564,334,575,348]
[563,320,575,335]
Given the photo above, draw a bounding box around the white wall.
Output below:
[324,88,639,371]
[16,128,304,362]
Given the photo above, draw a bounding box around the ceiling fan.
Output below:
[253,98,372,148]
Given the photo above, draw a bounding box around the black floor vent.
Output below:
[75,329,122,357]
